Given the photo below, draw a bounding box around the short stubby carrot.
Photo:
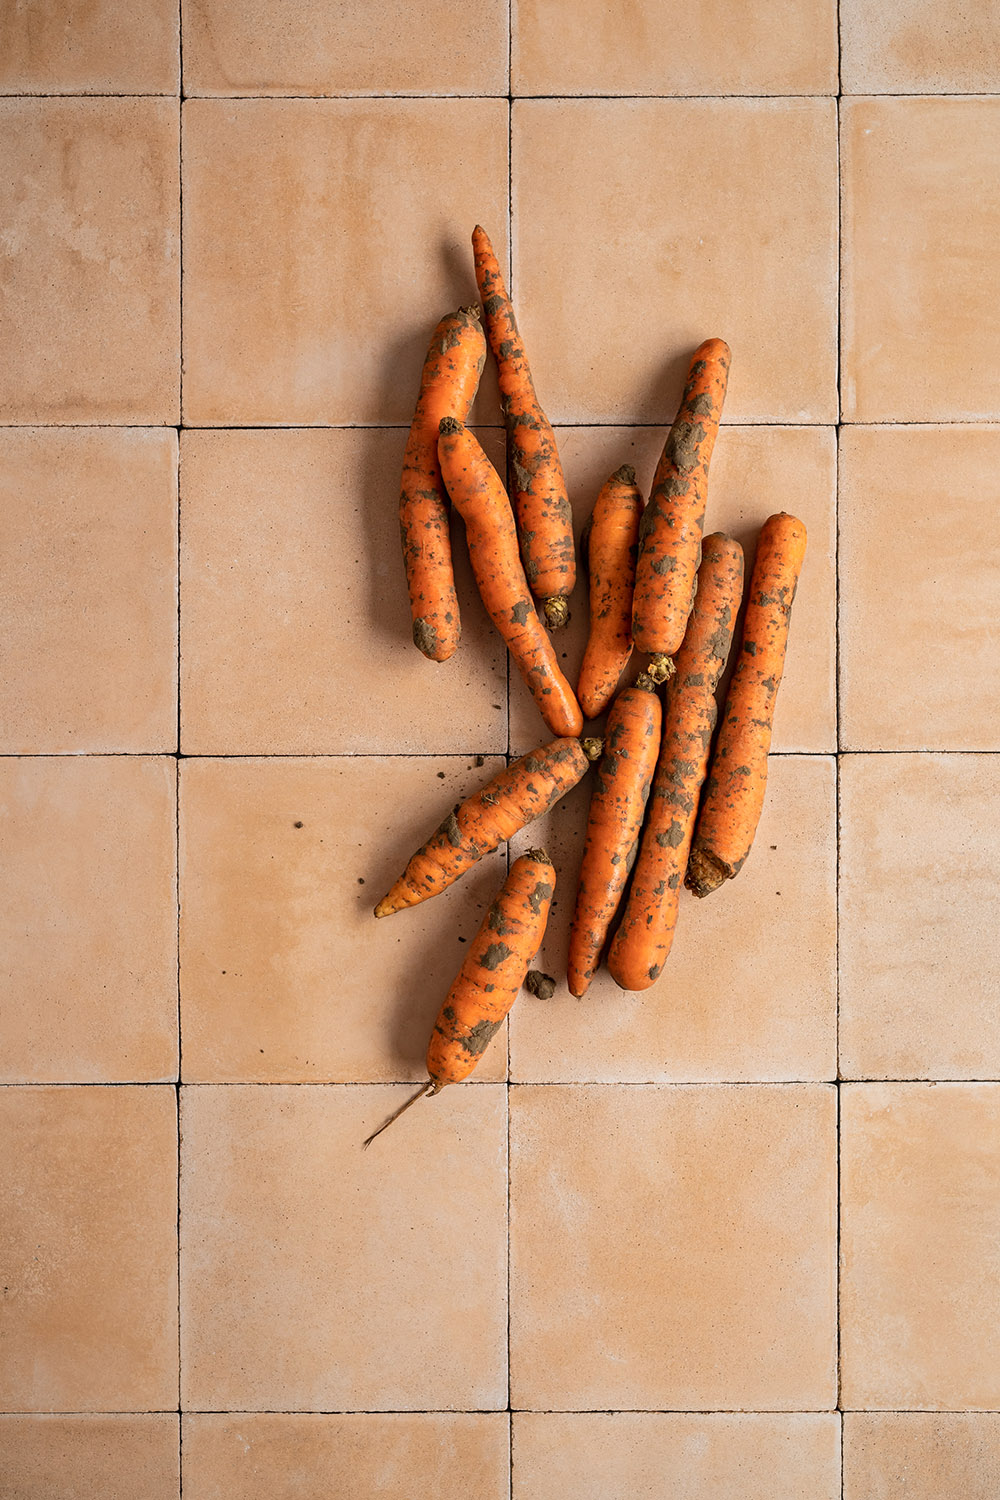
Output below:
[438,417,584,739]
[632,338,731,681]
[577,464,644,721]
[567,678,662,998]
[608,534,743,990]
[472,226,575,630]
[686,513,807,899]
[399,306,486,662]
[374,738,588,918]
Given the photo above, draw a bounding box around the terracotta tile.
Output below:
[180,1084,507,1410]
[0,0,179,93]
[183,1413,509,1498]
[841,0,1000,93]
[0,1416,179,1498]
[182,0,507,95]
[180,757,510,1083]
[0,100,179,425]
[841,1083,1000,1409]
[180,429,506,755]
[840,427,1000,751]
[182,99,508,426]
[842,99,1000,422]
[0,1086,178,1411]
[512,100,838,425]
[0,429,178,754]
[510,1084,837,1409]
[844,1413,1000,1499]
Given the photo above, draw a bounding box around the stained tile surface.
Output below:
[843,1413,1000,1499]
[0,1416,180,1499]
[0,0,180,93]
[840,0,1000,93]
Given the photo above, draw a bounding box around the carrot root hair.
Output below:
[362,1081,438,1149]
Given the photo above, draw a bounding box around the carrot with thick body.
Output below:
[438,417,584,738]
[577,465,644,720]
[687,513,807,898]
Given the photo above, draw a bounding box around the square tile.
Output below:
[512,100,838,424]
[841,1083,1000,1409]
[0,1416,179,1499]
[841,99,1000,422]
[180,429,506,755]
[0,100,180,425]
[844,1413,1000,1499]
[841,0,1000,93]
[0,0,179,93]
[0,429,178,754]
[839,427,1000,751]
[0,1086,178,1411]
[179,756,510,1083]
[180,1084,508,1410]
[0,757,178,1084]
[510,1084,837,1409]
[182,99,508,426]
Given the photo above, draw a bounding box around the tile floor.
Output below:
[2,1,1000,1495]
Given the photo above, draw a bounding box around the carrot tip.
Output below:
[646,653,675,685]
[685,845,730,898]
[373,899,392,919]
[542,595,571,631]
[612,463,637,485]
[438,415,463,436]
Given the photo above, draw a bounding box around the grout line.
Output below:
[835,2,845,1478]
[177,3,185,1480]
[7,1406,1000,1416]
[15,749,1000,761]
[9,417,1000,429]
[506,20,515,1490]
[15,1078,999,1088]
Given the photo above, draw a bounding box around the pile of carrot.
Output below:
[365,227,807,1146]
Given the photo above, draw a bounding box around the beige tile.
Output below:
[183,1413,509,1498]
[180,429,506,755]
[841,1083,1000,1409]
[0,429,178,754]
[182,99,507,426]
[180,1084,507,1410]
[0,1416,179,1498]
[512,100,838,425]
[0,100,179,424]
[510,1084,837,1409]
[842,99,1000,422]
[841,0,1000,93]
[0,1086,178,1412]
[844,1413,1000,1499]
[0,0,179,93]
[840,427,1000,751]
[183,0,507,95]
[180,757,510,1083]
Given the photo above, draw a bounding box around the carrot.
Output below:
[567,677,662,998]
[608,534,743,990]
[687,513,807,898]
[374,738,589,919]
[364,850,555,1146]
[437,417,584,739]
[472,226,575,629]
[399,306,486,662]
[577,464,644,720]
[632,338,731,682]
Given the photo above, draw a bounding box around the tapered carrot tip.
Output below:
[686,845,731,898]
[647,654,676,685]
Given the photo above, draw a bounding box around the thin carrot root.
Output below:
[362,1082,436,1149]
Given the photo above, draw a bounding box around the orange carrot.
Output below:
[438,417,584,739]
[399,306,486,661]
[577,464,644,720]
[632,339,731,681]
[687,513,807,898]
[608,534,743,990]
[472,226,575,629]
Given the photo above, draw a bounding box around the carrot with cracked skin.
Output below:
[567,677,662,998]
[608,534,743,990]
[438,416,584,738]
[577,464,644,720]
[399,305,486,661]
[633,338,731,682]
[374,738,589,918]
[472,225,575,629]
[687,513,807,898]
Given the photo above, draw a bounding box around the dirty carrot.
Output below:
[399,306,486,661]
[472,225,575,629]
[437,417,584,738]
[608,534,743,990]
[632,338,731,681]
[567,677,662,998]
[576,464,644,720]
[374,738,590,918]
[364,850,555,1146]
[686,512,807,898]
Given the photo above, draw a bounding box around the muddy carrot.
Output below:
[686,513,807,898]
[576,465,644,721]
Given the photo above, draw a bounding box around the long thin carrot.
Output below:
[472,226,575,630]
[608,534,743,990]
[577,465,644,721]
[567,677,662,998]
[438,417,584,739]
[686,513,807,898]
[632,339,731,681]
[399,306,486,661]
[374,738,589,919]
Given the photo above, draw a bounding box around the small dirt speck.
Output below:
[475,755,485,766]
[437,771,446,779]
[357,877,365,885]
[294,821,303,828]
